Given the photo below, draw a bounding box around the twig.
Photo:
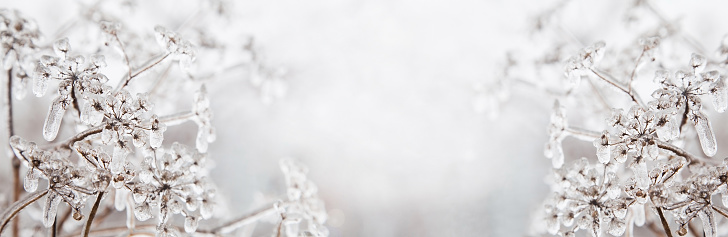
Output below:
[113,34,133,83]
[657,207,674,237]
[208,204,280,234]
[51,215,57,237]
[43,125,104,150]
[629,49,646,94]
[0,190,50,235]
[656,141,716,165]
[590,68,645,107]
[82,191,104,237]
[115,52,171,92]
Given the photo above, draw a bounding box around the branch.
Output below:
[115,52,171,92]
[656,141,716,165]
[82,191,104,237]
[628,49,646,94]
[208,203,280,234]
[113,34,132,82]
[590,68,645,107]
[6,68,21,237]
[656,207,674,237]
[0,190,50,235]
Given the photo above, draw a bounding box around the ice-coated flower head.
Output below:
[9,136,95,227]
[278,159,329,237]
[0,8,40,70]
[130,143,214,234]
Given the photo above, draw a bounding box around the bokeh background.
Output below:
[2,0,728,236]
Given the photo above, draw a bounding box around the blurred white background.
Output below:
[3,0,728,236]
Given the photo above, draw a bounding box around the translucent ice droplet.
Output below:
[690,53,707,74]
[43,192,61,227]
[184,216,199,233]
[694,113,717,157]
[699,209,716,237]
[133,203,152,221]
[597,145,610,164]
[53,38,71,58]
[713,87,727,113]
[607,218,626,236]
[200,201,213,219]
[33,68,49,97]
[43,97,67,141]
[24,169,38,192]
[723,193,728,208]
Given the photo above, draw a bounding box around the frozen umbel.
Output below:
[0,2,327,237]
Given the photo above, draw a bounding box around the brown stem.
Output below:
[82,191,104,237]
[51,215,57,237]
[6,68,21,237]
[0,190,49,235]
[657,207,674,237]
[56,206,73,235]
[656,141,715,165]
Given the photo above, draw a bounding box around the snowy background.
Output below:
[3,0,728,236]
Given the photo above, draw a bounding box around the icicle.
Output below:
[633,204,645,226]
[698,209,716,237]
[42,192,61,227]
[115,188,128,211]
[43,96,67,141]
[694,112,717,157]
[713,85,728,113]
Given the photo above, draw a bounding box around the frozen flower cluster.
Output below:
[487,1,728,237]
[0,3,328,237]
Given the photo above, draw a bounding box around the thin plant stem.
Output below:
[6,68,21,237]
[656,207,674,237]
[590,68,645,107]
[0,190,49,235]
[656,141,716,165]
[209,204,280,234]
[116,52,171,91]
[629,49,646,94]
[82,191,104,237]
[51,215,57,237]
[113,34,132,82]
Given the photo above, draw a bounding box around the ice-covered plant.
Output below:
[484,1,728,236]
[0,2,327,237]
